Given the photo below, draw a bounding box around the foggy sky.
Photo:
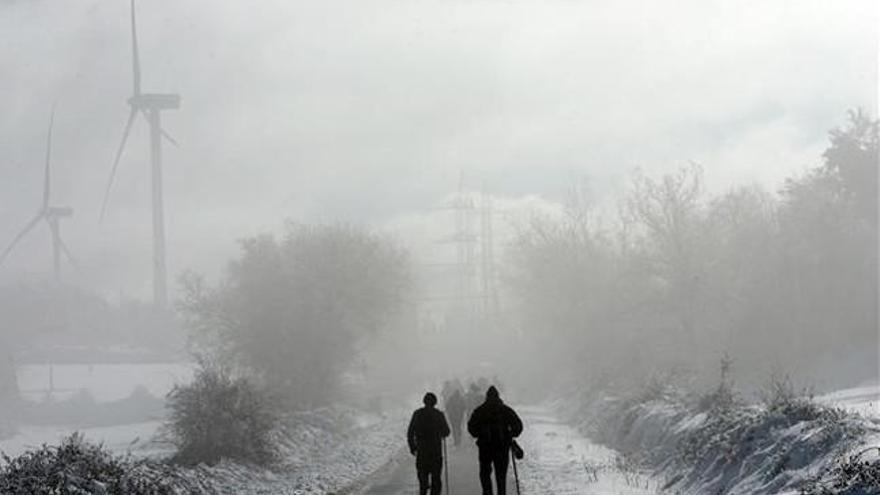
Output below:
[1,0,876,299]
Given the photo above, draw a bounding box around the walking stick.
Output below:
[443,437,451,495]
[510,445,522,495]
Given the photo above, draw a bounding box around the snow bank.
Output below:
[560,388,880,494]
[817,384,880,419]
[1,405,405,494]
[170,406,404,494]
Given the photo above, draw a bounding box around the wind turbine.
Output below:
[0,109,77,282]
[100,0,180,309]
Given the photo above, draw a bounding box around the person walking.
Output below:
[445,388,467,447]
[467,386,523,495]
[465,382,482,418]
[407,392,451,495]
[441,380,455,404]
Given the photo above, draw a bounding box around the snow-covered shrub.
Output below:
[0,432,121,494]
[759,373,826,423]
[696,353,741,414]
[166,362,279,466]
[568,365,875,495]
[801,447,880,495]
[0,432,195,494]
[697,382,740,413]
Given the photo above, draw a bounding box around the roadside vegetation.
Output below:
[0,433,206,494]
[563,359,878,494]
[165,360,280,466]
[0,222,415,489]
[508,110,878,394]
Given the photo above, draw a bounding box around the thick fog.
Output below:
[0,0,877,447]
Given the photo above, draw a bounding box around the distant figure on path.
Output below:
[467,386,523,495]
[407,392,451,495]
[445,388,467,447]
[441,380,454,403]
[466,382,482,417]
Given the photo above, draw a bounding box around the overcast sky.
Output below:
[0,0,876,299]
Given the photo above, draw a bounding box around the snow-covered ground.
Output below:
[818,382,879,418]
[1,405,407,494]
[359,403,654,495]
[549,379,880,495]
[0,421,166,459]
[177,408,406,494]
[513,384,880,495]
[16,362,194,402]
[2,378,877,493]
[518,406,657,495]
[2,362,192,460]
[3,360,411,494]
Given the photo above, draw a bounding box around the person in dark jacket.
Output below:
[407,392,451,495]
[467,386,523,495]
[445,388,467,447]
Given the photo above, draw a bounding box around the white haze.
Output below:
[0,0,876,299]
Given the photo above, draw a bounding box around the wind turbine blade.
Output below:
[100,107,138,222]
[57,236,79,269]
[138,109,179,148]
[43,105,56,210]
[0,214,43,267]
[160,128,179,147]
[130,0,141,96]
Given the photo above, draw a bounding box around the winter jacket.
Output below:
[467,397,523,451]
[407,406,451,462]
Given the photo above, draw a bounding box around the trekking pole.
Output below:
[443,437,451,495]
[511,446,522,495]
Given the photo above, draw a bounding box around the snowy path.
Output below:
[518,406,657,494]
[358,435,486,495]
[359,405,656,495]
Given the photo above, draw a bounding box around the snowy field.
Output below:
[16,362,194,403]
[1,362,193,459]
[818,382,880,418]
[0,421,166,459]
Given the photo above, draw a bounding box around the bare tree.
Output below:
[624,164,707,349]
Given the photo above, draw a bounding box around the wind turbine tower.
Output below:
[100,0,180,309]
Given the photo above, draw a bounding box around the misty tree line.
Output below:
[508,110,878,390]
[177,112,877,411]
[0,111,874,416]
